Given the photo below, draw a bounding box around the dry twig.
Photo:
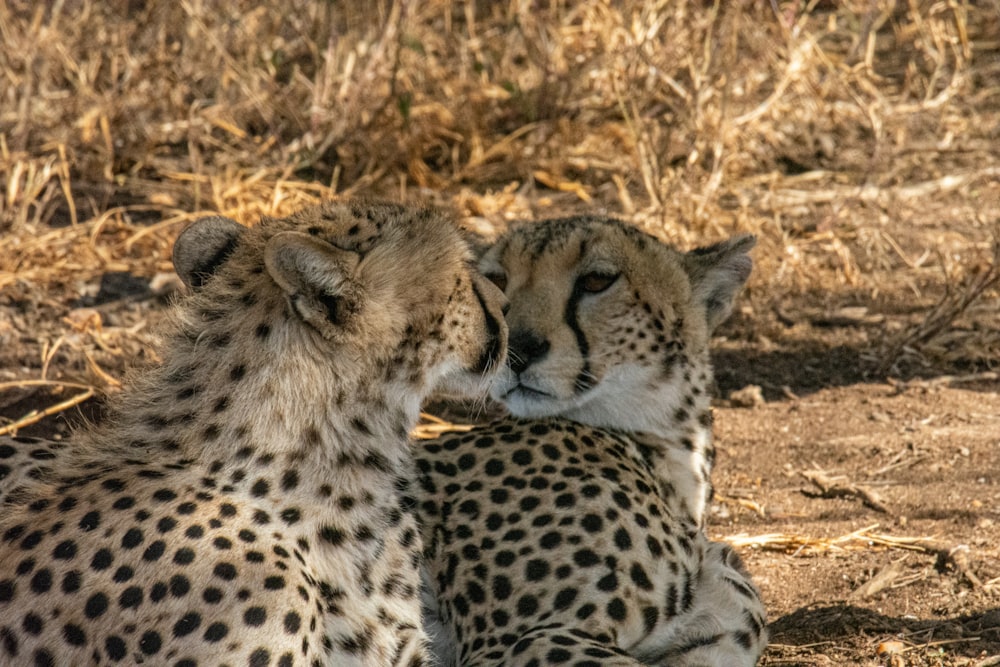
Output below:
[0,382,96,436]
[880,234,1000,374]
[722,523,950,558]
[800,469,890,514]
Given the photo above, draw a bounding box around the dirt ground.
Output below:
[714,351,1000,666]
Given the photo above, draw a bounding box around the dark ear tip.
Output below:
[732,233,757,251]
[173,216,245,289]
[688,233,756,258]
[716,233,756,256]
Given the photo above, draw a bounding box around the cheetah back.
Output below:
[0,436,66,506]
[417,418,767,667]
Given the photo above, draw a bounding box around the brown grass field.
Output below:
[2,1,999,665]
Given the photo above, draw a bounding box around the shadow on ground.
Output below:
[713,342,998,401]
[714,343,874,398]
[767,604,1000,664]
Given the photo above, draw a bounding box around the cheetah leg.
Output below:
[651,542,768,667]
[421,565,459,667]
[392,627,430,667]
[488,625,643,667]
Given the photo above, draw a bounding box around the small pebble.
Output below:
[730,384,765,408]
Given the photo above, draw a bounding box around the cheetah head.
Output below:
[479,216,753,434]
[171,201,507,405]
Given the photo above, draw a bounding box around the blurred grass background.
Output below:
[1,0,998,400]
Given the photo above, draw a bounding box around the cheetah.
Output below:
[0,200,507,666]
[416,216,767,666]
[0,436,65,506]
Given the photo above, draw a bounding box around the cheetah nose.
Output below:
[508,329,550,375]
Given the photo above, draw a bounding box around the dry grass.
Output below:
[726,523,945,558]
[0,8,995,358]
[1,0,997,425]
[0,2,995,383]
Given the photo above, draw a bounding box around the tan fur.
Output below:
[481,216,753,524]
[417,216,765,667]
[0,200,507,667]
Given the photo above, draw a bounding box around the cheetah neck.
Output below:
[628,422,714,527]
[558,352,713,434]
[84,324,427,478]
[559,359,716,526]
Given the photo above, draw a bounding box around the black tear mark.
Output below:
[566,282,594,394]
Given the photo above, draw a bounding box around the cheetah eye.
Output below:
[577,272,619,294]
[484,272,508,292]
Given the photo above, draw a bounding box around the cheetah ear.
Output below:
[683,234,755,332]
[458,224,494,259]
[172,216,246,289]
[264,231,362,334]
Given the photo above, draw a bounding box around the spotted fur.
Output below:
[0,436,65,506]
[0,200,507,667]
[417,216,766,666]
